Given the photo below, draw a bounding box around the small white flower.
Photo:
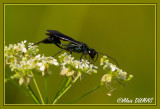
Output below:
[61,63,66,67]
[63,56,73,64]
[92,69,97,73]
[81,59,89,69]
[13,45,18,49]
[73,60,82,69]
[126,74,133,81]
[129,75,133,78]
[103,65,108,70]
[50,58,59,66]
[90,64,98,69]
[53,61,59,66]
[26,78,30,85]
[110,64,116,72]
[118,69,127,80]
[40,65,45,71]
[66,70,75,76]
[20,45,27,53]
[107,92,112,96]
[37,62,45,71]
[24,40,27,43]
[42,71,45,76]
[9,44,14,49]
[101,74,112,83]
[60,68,69,76]
[19,77,24,85]
[86,64,98,74]
[35,54,41,59]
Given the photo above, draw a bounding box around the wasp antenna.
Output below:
[97,52,119,67]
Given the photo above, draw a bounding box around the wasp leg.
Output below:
[85,55,88,60]
[94,53,99,62]
[85,55,91,62]
[80,53,85,61]
[34,37,54,45]
[52,49,63,57]
[70,50,72,56]
[34,37,64,50]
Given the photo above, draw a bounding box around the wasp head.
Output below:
[88,49,97,60]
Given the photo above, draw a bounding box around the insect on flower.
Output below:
[34,30,119,66]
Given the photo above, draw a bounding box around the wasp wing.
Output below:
[46,30,82,46]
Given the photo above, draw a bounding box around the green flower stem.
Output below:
[52,75,80,104]
[5,74,18,83]
[57,77,72,97]
[25,85,40,104]
[5,73,39,104]
[51,77,67,103]
[65,77,72,87]
[31,72,44,104]
[44,76,48,104]
[68,84,101,104]
[6,76,28,96]
[53,77,72,102]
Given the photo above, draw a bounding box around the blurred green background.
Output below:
[5,4,155,104]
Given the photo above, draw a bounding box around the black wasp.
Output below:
[34,30,119,66]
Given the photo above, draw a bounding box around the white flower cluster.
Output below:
[5,40,59,85]
[58,53,98,77]
[5,40,133,91]
[100,56,133,86]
